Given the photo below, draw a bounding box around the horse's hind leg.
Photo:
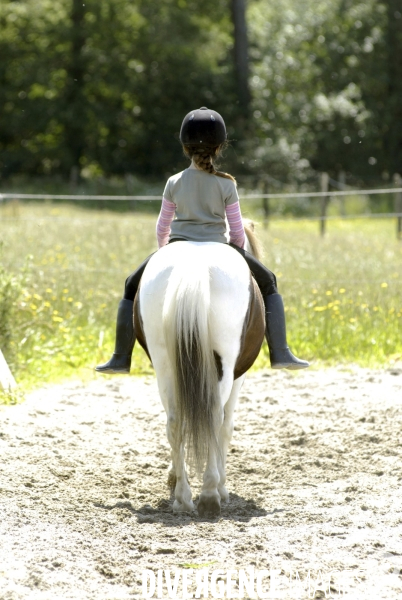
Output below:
[166,410,194,513]
[197,444,221,517]
[197,372,241,516]
[217,375,245,503]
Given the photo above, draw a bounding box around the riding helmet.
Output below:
[179,107,227,147]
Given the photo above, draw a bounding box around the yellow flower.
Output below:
[325,290,333,296]
[339,288,346,294]
[381,282,388,288]
[314,306,327,312]
[52,316,63,322]
[46,288,53,293]
[349,318,356,323]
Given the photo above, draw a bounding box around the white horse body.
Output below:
[138,241,262,515]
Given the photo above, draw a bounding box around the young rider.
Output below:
[96,107,309,373]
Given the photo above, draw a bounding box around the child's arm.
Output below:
[156,197,176,248]
[226,201,245,248]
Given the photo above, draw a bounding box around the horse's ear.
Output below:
[243,218,255,232]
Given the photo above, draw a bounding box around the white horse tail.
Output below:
[162,259,219,471]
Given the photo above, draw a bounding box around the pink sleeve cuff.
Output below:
[226,201,245,249]
[156,197,176,248]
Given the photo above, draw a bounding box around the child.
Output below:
[96,107,309,373]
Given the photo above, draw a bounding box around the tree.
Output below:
[231,0,251,115]
[383,0,402,175]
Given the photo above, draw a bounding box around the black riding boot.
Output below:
[95,299,135,374]
[264,293,309,370]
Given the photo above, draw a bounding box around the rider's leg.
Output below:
[230,244,309,370]
[95,254,154,374]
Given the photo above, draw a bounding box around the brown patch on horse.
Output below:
[133,287,152,362]
[234,275,265,380]
[214,351,223,381]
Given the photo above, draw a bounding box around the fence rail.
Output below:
[1,187,402,201]
[1,186,402,238]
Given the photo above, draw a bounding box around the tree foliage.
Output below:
[0,0,401,186]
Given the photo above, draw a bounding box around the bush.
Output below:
[0,251,24,371]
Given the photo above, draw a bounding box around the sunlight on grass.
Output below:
[0,202,401,397]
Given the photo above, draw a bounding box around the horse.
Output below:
[133,224,265,516]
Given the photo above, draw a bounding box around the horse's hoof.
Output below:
[197,494,221,517]
[173,499,194,513]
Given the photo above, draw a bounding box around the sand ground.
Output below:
[0,366,401,599]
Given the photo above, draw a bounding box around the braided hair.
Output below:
[183,144,236,183]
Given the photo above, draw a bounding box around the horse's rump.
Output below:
[134,243,265,380]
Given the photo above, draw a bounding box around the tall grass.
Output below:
[0,201,401,399]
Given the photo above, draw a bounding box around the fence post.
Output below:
[394,173,402,240]
[320,172,329,236]
[338,170,346,216]
[262,179,269,229]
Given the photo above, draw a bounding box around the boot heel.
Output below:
[95,299,135,374]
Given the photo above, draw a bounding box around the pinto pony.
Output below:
[134,227,265,516]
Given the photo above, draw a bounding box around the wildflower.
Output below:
[339,288,346,294]
[381,282,388,288]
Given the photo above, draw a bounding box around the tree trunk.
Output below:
[64,0,87,178]
[231,0,251,115]
[384,1,402,174]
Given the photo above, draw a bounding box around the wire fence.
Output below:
[1,185,402,238]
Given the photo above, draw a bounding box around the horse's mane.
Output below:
[243,218,263,261]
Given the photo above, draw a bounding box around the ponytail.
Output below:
[183,144,236,184]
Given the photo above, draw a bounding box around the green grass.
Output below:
[1,200,401,400]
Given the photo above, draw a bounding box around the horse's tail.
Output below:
[162,260,219,471]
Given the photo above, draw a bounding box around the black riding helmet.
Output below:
[180,107,227,147]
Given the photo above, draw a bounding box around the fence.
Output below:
[1,183,402,239]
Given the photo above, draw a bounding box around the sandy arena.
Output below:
[0,367,401,599]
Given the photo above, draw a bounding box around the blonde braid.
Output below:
[184,144,236,183]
